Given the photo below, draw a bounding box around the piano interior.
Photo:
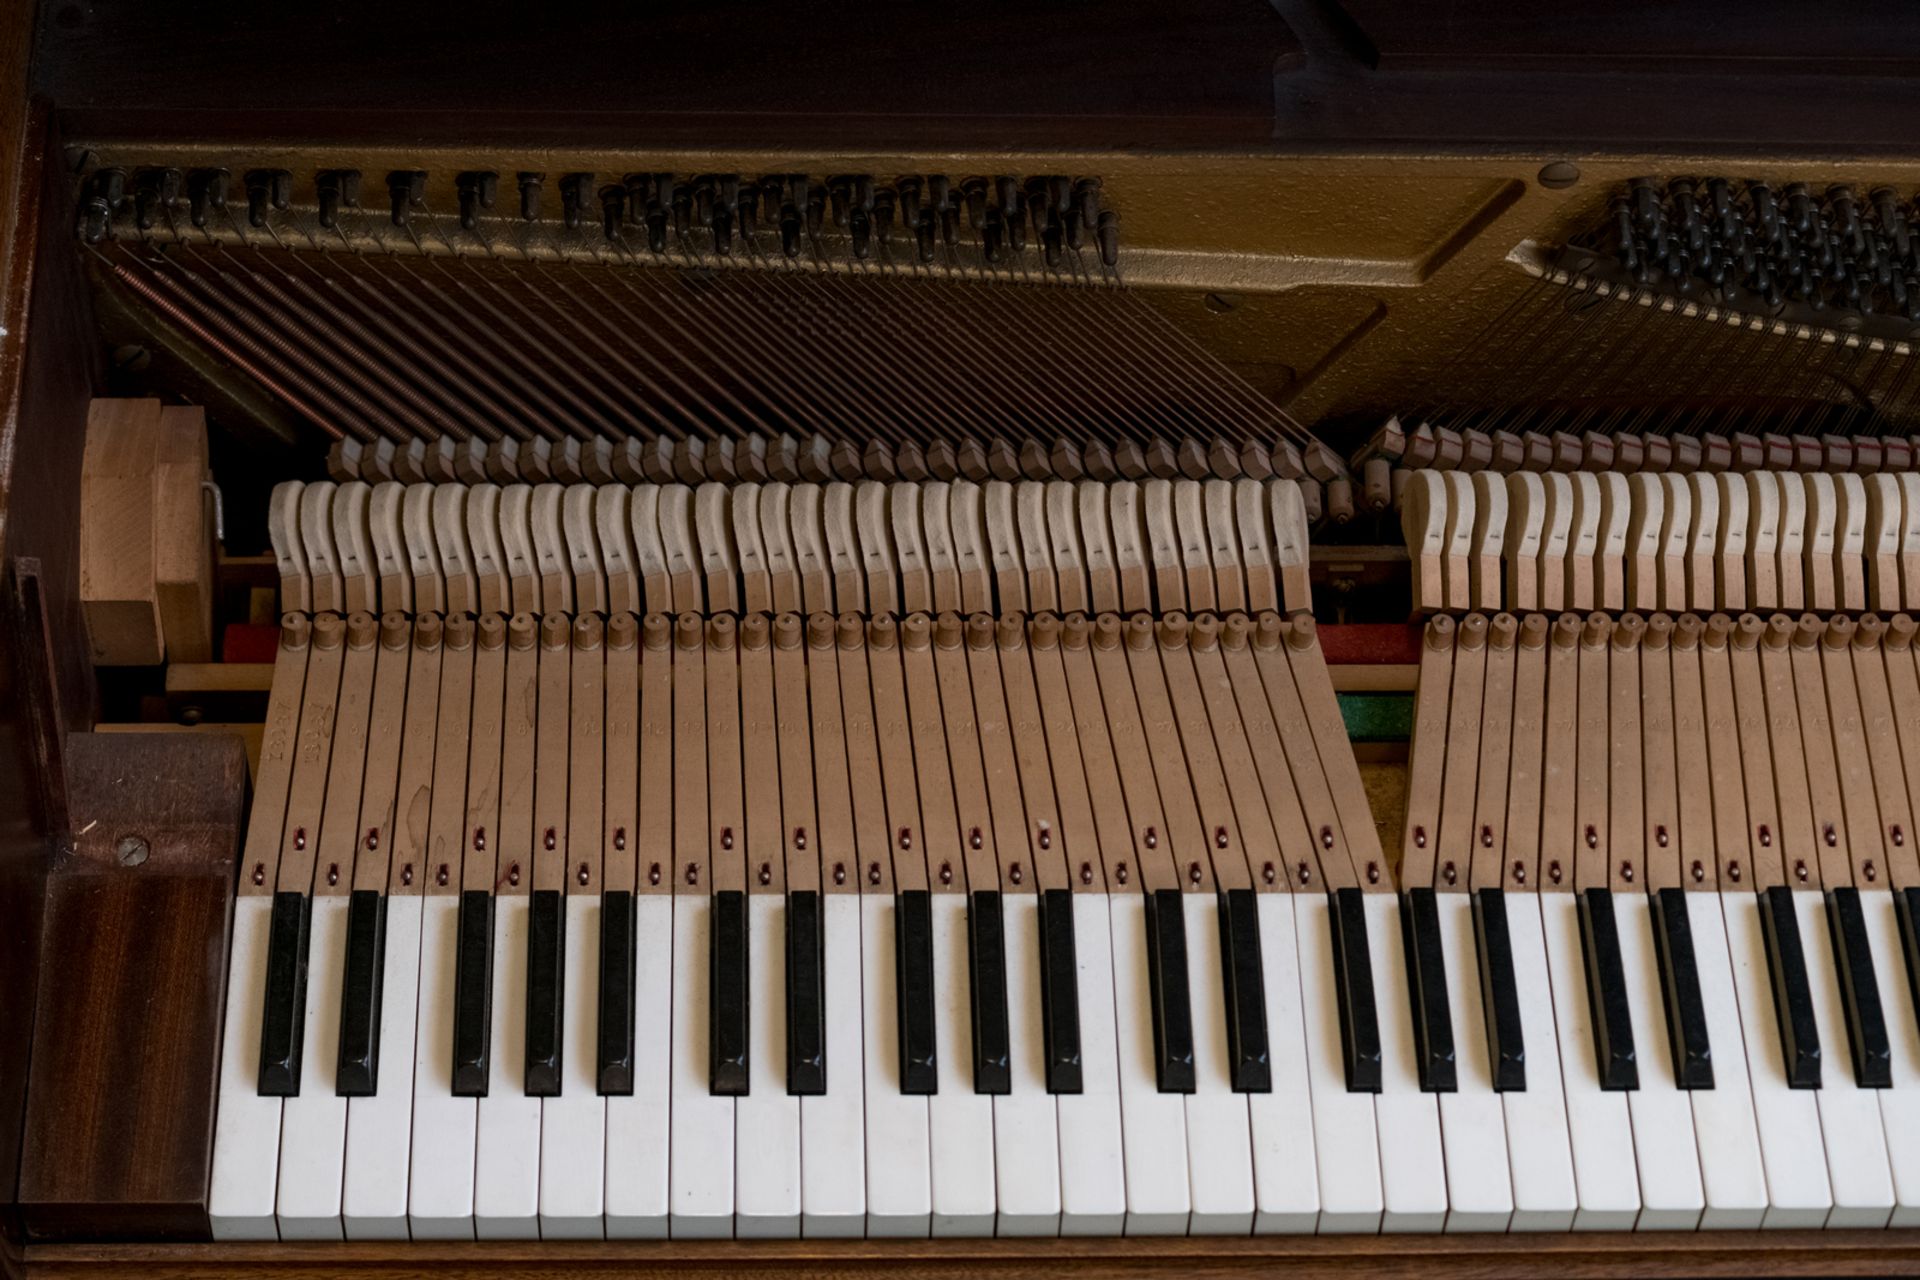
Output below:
[3,1,1920,1274]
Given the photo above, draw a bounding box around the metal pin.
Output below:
[253,863,266,886]
[940,862,953,885]
[1321,825,1335,850]
[1656,825,1669,848]
[1584,824,1598,849]
[1691,859,1705,882]
[1549,859,1563,884]
[1443,861,1457,885]
[1795,859,1809,881]
[1729,861,1742,882]
[508,863,521,887]
[834,862,846,886]
[1262,861,1276,885]
[1512,861,1527,885]
[758,862,772,887]
[868,862,882,886]
[1480,825,1493,848]
[437,864,449,886]
[1758,824,1772,847]
[649,863,661,886]
[1038,824,1051,850]
[1823,823,1837,847]
[364,829,379,852]
[1010,863,1024,886]
[1188,861,1202,885]
[899,827,913,851]
[1866,860,1878,882]
[1366,861,1380,885]
[685,862,699,886]
[473,827,487,852]
[544,826,557,851]
[1414,825,1427,849]
[1115,863,1129,886]
[1620,861,1635,883]
[577,863,589,886]
[402,863,414,886]
[327,863,339,887]
[295,827,307,851]
[722,827,734,851]
[615,828,627,851]
[794,827,808,851]
[1297,861,1311,886]
[1144,826,1158,849]
[970,827,983,850]
[1080,862,1094,886]
[1214,826,1229,849]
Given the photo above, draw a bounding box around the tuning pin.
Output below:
[187,167,229,229]
[559,173,592,231]
[780,204,803,258]
[982,208,1006,263]
[914,208,935,263]
[1096,211,1121,268]
[829,176,851,228]
[132,166,180,231]
[961,176,988,229]
[315,168,362,230]
[516,171,544,221]
[599,184,627,242]
[805,183,825,237]
[385,169,426,228]
[456,170,497,231]
[872,187,895,251]
[80,167,126,242]
[244,168,289,227]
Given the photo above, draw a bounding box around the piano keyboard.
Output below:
[208,602,1385,1240]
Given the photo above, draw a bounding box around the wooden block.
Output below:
[95,723,263,784]
[153,405,214,663]
[19,732,247,1240]
[80,399,165,666]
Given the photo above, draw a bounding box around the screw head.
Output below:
[116,834,150,867]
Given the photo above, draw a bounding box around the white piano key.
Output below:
[801,893,866,1237]
[1108,893,1192,1235]
[1539,892,1640,1229]
[209,895,282,1241]
[1863,890,1920,1226]
[1183,892,1256,1235]
[1363,891,1447,1233]
[1501,895,1578,1231]
[1294,893,1383,1233]
[929,890,996,1236]
[475,895,540,1238]
[276,895,351,1238]
[1248,893,1319,1234]
[669,892,734,1237]
[606,894,673,1238]
[1681,893,1768,1229]
[995,891,1063,1237]
[861,893,932,1237]
[1058,893,1126,1236]
[1796,890,1896,1228]
[1718,891,1832,1228]
[409,894,477,1238]
[1617,895,1705,1230]
[1433,892,1513,1233]
[342,894,422,1239]
[538,894,606,1238]
[737,893,801,1238]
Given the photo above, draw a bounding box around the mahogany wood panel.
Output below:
[22,1230,1920,1279]
[17,733,246,1243]
[33,0,1299,149]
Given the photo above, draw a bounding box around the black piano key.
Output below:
[786,890,827,1096]
[451,889,495,1097]
[1578,888,1638,1092]
[1145,887,1196,1094]
[258,890,312,1097]
[596,890,636,1096]
[335,889,386,1097]
[1329,887,1382,1094]
[896,889,938,1095]
[1826,888,1892,1090]
[1900,886,1920,1028]
[524,889,565,1097]
[710,889,751,1096]
[1037,887,1084,1095]
[1650,887,1714,1090]
[968,890,1012,1095]
[1401,887,1456,1093]
[1218,888,1271,1093]
[1759,884,1821,1089]
[1472,888,1526,1092]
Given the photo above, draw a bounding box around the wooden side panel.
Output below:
[17,733,246,1242]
